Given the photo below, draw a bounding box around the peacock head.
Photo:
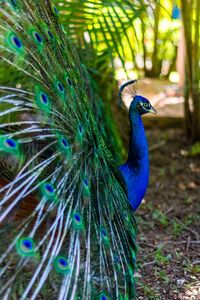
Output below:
[130,95,157,116]
[119,80,157,116]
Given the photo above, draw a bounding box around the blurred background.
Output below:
[1,0,199,299]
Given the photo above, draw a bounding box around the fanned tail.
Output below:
[0,1,137,299]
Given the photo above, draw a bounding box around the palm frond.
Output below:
[55,0,146,76]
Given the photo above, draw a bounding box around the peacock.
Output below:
[118,81,157,212]
[0,1,156,299]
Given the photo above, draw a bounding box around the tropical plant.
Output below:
[138,0,179,78]
[55,0,145,76]
[181,0,200,142]
[55,0,178,79]
[55,0,146,159]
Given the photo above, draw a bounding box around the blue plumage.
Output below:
[13,36,22,48]
[119,95,156,211]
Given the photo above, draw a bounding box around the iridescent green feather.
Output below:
[0,0,137,298]
[72,212,84,231]
[5,31,25,57]
[0,136,20,158]
[28,26,44,50]
[35,85,51,114]
[53,256,70,275]
[16,237,36,257]
[40,182,58,203]
[57,135,72,162]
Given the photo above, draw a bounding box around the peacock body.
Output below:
[119,92,156,211]
[0,1,156,299]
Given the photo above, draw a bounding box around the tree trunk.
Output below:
[191,0,200,140]
[140,17,147,76]
[181,0,200,142]
[150,2,161,77]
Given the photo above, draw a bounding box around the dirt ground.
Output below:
[136,128,200,300]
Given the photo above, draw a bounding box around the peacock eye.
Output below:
[144,103,148,107]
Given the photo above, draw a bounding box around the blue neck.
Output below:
[128,111,148,165]
[119,111,149,211]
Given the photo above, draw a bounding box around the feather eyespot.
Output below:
[1,137,19,155]
[83,177,90,198]
[101,228,110,245]
[10,0,17,7]
[76,123,84,144]
[35,88,50,113]
[44,183,54,194]
[54,256,70,274]
[23,240,32,248]
[100,293,108,300]
[60,43,64,50]
[114,255,120,263]
[57,81,64,93]
[16,237,35,257]
[72,212,84,230]
[41,182,56,201]
[114,255,121,270]
[12,36,22,48]
[79,124,83,134]
[101,229,107,238]
[67,78,72,86]
[0,136,20,158]
[40,92,48,104]
[123,212,130,223]
[74,213,81,223]
[58,136,72,159]
[58,258,68,267]
[34,32,42,43]
[8,32,24,56]
[61,137,68,148]
[84,178,88,187]
[47,30,54,39]
[53,6,59,15]
[4,138,17,149]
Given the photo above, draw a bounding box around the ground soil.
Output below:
[135,128,200,300]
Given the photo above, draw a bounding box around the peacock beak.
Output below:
[149,105,157,115]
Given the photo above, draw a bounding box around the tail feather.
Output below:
[0,0,137,298]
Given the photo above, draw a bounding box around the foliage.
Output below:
[55,0,145,75]
[137,0,179,78]
[56,0,178,79]
[181,0,200,141]
[55,0,141,159]
[189,142,200,157]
